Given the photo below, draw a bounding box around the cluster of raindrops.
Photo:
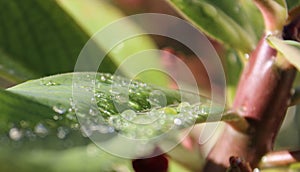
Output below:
[3,73,220,145]
[105,102,215,139]
[3,99,82,145]
[72,73,218,140]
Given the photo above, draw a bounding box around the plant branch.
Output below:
[202,2,300,171]
[204,34,296,171]
[259,150,300,168]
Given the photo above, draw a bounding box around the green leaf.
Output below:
[267,36,300,71]
[56,0,168,86]
[2,72,238,170]
[0,0,115,76]
[7,72,231,138]
[224,49,244,105]
[0,49,36,86]
[0,0,167,85]
[286,0,300,10]
[0,144,132,172]
[167,0,257,52]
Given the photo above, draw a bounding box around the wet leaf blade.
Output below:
[0,89,54,133]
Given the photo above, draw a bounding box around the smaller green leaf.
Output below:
[267,36,300,71]
[168,0,256,52]
[286,0,300,10]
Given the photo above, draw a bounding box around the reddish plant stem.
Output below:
[203,35,296,171]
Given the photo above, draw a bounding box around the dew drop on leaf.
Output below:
[9,127,22,141]
[81,126,93,137]
[174,118,182,126]
[121,110,137,121]
[57,126,69,139]
[89,108,99,116]
[41,80,61,86]
[53,115,62,121]
[176,102,191,112]
[34,123,49,137]
[108,116,123,130]
[52,104,67,114]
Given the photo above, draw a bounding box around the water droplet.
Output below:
[34,123,49,137]
[244,53,250,59]
[70,123,79,130]
[159,119,166,125]
[253,168,260,172]
[57,126,69,139]
[114,94,128,104]
[174,118,182,126]
[20,120,30,128]
[53,104,67,114]
[148,90,167,108]
[53,115,62,120]
[121,110,137,121]
[176,102,190,112]
[100,75,106,82]
[91,97,97,104]
[91,124,113,134]
[108,116,123,130]
[89,108,99,116]
[146,128,154,136]
[81,126,92,137]
[41,80,60,86]
[66,113,77,121]
[24,129,36,140]
[9,127,22,141]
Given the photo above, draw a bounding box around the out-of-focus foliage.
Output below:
[167,0,263,53]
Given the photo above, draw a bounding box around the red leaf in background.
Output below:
[132,155,168,172]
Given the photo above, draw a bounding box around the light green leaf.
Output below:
[167,0,257,52]
[286,0,300,10]
[0,144,132,172]
[267,36,300,71]
[7,72,231,138]
[2,72,240,170]
[56,0,168,86]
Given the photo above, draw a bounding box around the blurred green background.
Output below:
[0,0,300,172]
